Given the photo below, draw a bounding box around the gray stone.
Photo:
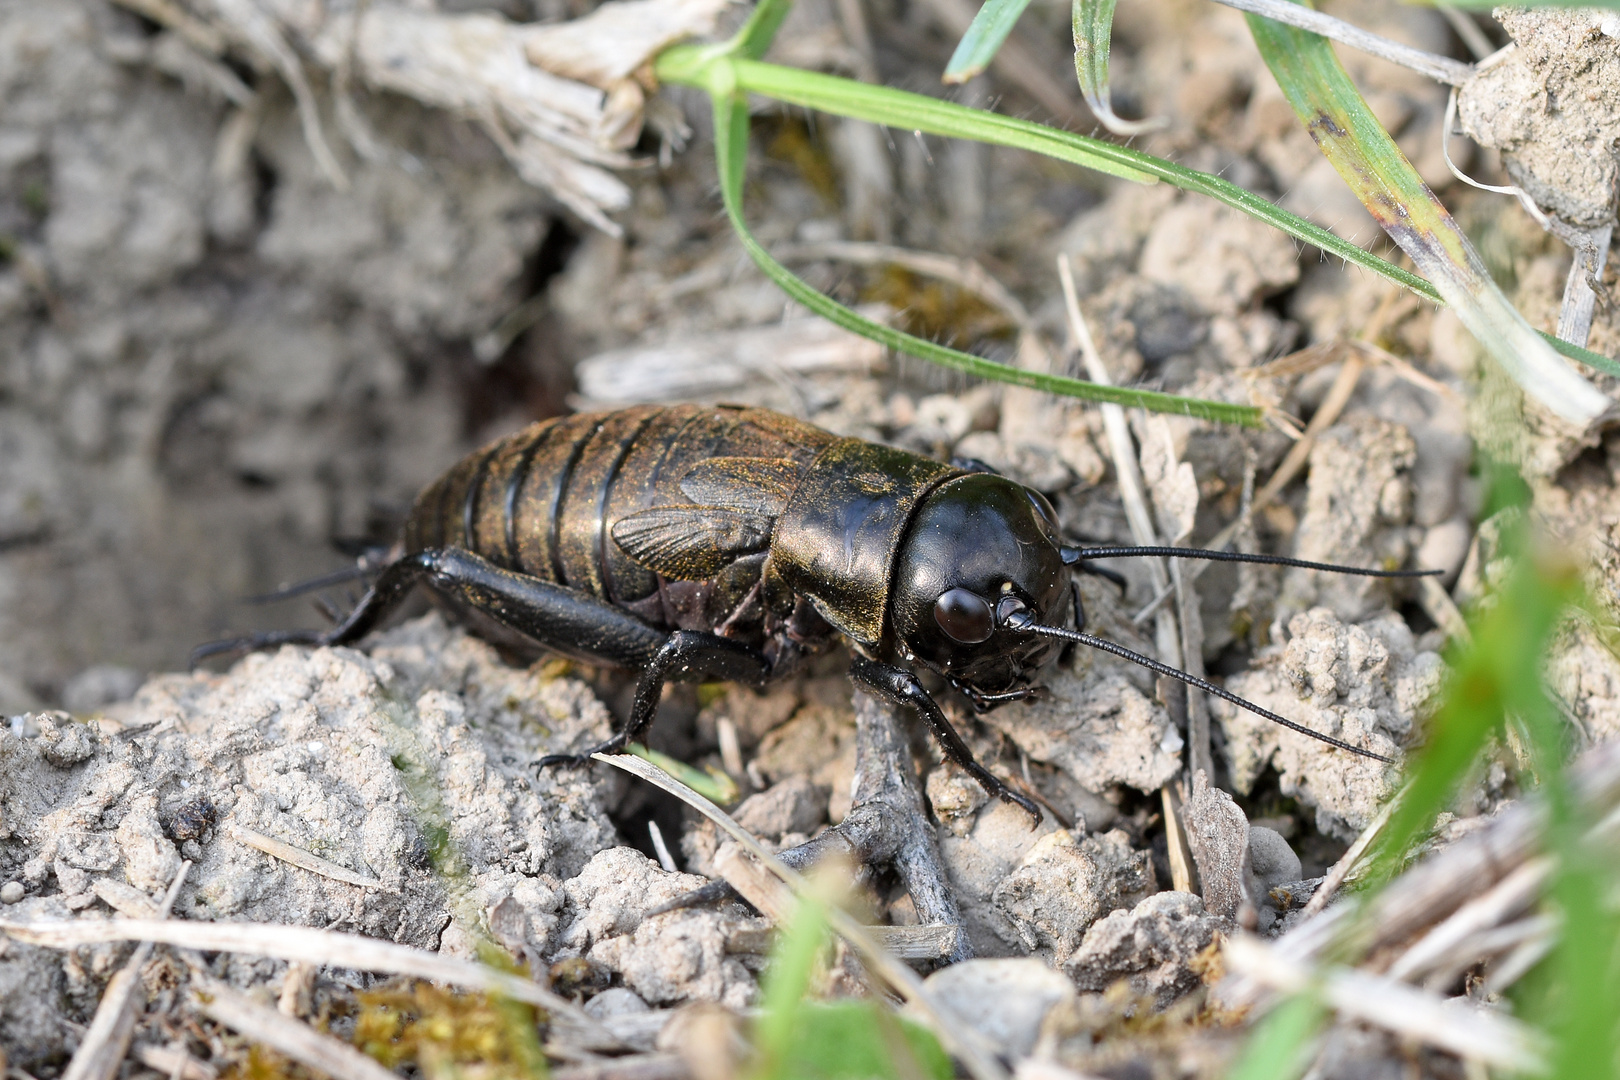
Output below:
[921,958,1079,1059]
[925,763,989,831]
[1458,9,1620,227]
[1139,198,1300,316]
[585,988,670,1052]
[992,829,1155,964]
[589,909,761,1009]
[560,847,764,1009]
[558,848,711,951]
[938,800,1060,957]
[1417,518,1472,583]
[113,794,182,892]
[731,776,828,842]
[585,987,651,1019]
[0,906,71,1069]
[1215,608,1442,840]
[4,615,619,952]
[34,713,100,768]
[1065,891,1223,1008]
[1247,826,1302,892]
[1183,770,1254,922]
[1281,417,1417,622]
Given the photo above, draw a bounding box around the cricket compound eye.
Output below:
[934,588,994,644]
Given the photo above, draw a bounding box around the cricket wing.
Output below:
[611,505,775,580]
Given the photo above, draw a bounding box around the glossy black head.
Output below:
[889,473,1071,695]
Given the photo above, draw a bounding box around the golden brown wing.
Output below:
[610,505,774,580]
[677,457,800,515]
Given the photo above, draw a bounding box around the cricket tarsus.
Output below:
[190,629,327,668]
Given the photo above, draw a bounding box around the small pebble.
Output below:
[921,958,1079,1058]
[0,881,24,904]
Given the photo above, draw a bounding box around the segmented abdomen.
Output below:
[402,404,835,611]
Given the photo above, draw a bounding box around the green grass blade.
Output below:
[754,891,830,1073]
[625,744,740,806]
[1247,6,1612,426]
[1545,871,1620,1078]
[943,0,1036,83]
[760,1003,953,1080]
[701,81,1265,425]
[730,0,795,59]
[1350,523,1618,1071]
[1073,0,1165,135]
[1226,994,1327,1080]
[655,49,1441,298]
[752,890,952,1080]
[1546,332,1620,379]
[1525,735,1620,1078]
[726,56,1159,183]
[1510,589,1620,1078]
[1072,0,1115,106]
[1369,553,1574,887]
[653,47,1620,391]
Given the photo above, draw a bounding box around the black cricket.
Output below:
[200,403,1434,821]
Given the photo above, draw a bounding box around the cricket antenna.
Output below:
[1061,545,1442,578]
[1000,608,1394,764]
[244,565,371,604]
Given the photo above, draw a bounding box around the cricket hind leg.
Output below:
[193,546,670,667]
[198,546,774,773]
[190,628,330,666]
[310,550,773,765]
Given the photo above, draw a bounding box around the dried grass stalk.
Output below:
[60,863,191,1080]
[191,974,400,1080]
[225,822,389,891]
[0,916,619,1050]
[1223,936,1546,1072]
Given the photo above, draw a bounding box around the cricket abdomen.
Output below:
[402,404,837,635]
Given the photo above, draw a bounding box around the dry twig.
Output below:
[575,315,886,406]
[1298,797,1393,919]
[113,0,731,232]
[590,751,1010,1080]
[1384,858,1551,983]
[553,1055,692,1080]
[846,691,970,957]
[190,974,399,1080]
[1056,256,1182,671]
[1160,782,1199,894]
[1228,742,1620,1017]
[133,1044,217,1080]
